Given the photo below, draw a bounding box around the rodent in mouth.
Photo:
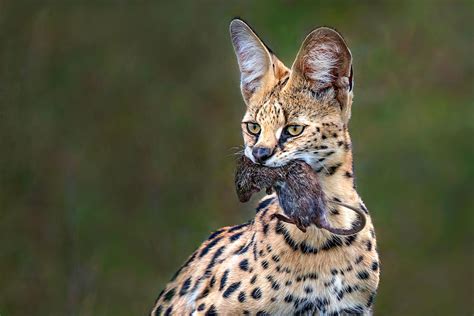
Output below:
[234,155,366,235]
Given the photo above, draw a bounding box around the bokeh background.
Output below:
[1,1,473,315]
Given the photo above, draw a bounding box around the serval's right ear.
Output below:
[229,19,287,105]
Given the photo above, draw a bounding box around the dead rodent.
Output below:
[235,155,366,235]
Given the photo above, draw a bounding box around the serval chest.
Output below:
[151,196,379,315]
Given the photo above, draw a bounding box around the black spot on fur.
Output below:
[239,259,249,271]
[337,290,344,301]
[343,305,364,314]
[324,278,336,287]
[300,241,318,254]
[372,261,379,271]
[234,232,255,255]
[223,281,241,298]
[219,270,229,291]
[205,245,226,273]
[261,260,269,269]
[321,236,344,251]
[263,223,269,235]
[198,287,210,299]
[238,291,246,303]
[197,303,206,311]
[366,240,373,251]
[205,305,217,316]
[326,163,342,176]
[229,232,244,242]
[199,237,223,258]
[190,276,204,294]
[250,275,257,284]
[367,292,376,307]
[266,275,280,290]
[345,234,357,246]
[163,288,176,302]
[360,203,369,214]
[253,242,258,261]
[357,271,370,280]
[330,207,340,215]
[257,197,274,212]
[207,228,225,241]
[164,306,172,316]
[155,289,165,302]
[355,255,364,264]
[345,285,353,293]
[251,287,262,300]
[275,222,298,251]
[266,244,272,253]
[154,305,162,316]
[228,222,250,233]
[179,277,192,296]
[370,228,376,238]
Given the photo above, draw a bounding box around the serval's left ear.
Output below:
[288,27,354,123]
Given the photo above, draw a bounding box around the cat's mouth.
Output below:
[234,155,366,236]
[245,151,285,168]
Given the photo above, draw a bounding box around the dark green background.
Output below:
[1,1,472,315]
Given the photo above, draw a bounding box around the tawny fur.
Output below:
[150,19,379,316]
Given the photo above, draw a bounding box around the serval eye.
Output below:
[246,122,261,135]
[285,125,304,137]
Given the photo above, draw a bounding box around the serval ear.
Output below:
[289,27,354,122]
[230,19,288,104]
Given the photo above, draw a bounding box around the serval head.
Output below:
[230,19,354,172]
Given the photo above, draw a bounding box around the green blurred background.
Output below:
[1,1,472,315]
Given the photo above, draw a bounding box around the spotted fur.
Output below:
[150,19,379,315]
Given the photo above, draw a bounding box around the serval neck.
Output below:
[315,130,358,204]
[320,153,357,202]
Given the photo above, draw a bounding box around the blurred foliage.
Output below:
[0,0,473,315]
